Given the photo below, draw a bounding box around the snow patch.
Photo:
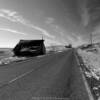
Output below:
[0,56,26,65]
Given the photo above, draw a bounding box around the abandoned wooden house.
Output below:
[13,39,46,57]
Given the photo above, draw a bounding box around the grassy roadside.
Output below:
[77,49,100,100]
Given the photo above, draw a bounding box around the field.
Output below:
[0,48,13,59]
[78,45,100,100]
[0,48,26,65]
[0,46,67,65]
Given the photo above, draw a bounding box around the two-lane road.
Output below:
[0,49,91,100]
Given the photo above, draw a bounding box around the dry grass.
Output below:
[78,49,100,99]
[0,48,26,65]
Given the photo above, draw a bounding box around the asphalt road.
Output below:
[0,49,91,100]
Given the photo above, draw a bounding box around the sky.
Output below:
[0,0,100,47]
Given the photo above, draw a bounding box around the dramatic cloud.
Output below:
[0,9,26,23]
[45,38,63,46]
[65,34,86,46]
[45,19,86,46]
[0,28,27,35]
[31,25,55,38]
[80,0,100,31]
[0,9,55,38]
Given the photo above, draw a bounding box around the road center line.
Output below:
[9,69,34,84]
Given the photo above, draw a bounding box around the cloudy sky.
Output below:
[0,0,100,47]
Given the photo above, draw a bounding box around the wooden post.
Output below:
[42,35,44,40]
[90,32,93,45]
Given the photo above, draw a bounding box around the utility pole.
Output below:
[42,35,44,40]
[90,32,93,46]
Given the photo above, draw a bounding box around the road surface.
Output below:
[0,49,91,100]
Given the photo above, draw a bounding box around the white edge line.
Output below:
[74,51,94,100]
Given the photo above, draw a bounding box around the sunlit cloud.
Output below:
[0,9,24,22]
[55,29,86,47]
[31,25,55,38]
[0,9,55,38]
[0,9,29,24]
[45,38,63,46]
[66,34,86,47]
[45,17,86,47]
[0,28,27,35]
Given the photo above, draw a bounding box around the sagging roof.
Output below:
[18,39,44,45]
[13,39,46,57]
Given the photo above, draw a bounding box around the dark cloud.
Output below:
[85,0,100,31]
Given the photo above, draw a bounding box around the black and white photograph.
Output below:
[0,0,100,100]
